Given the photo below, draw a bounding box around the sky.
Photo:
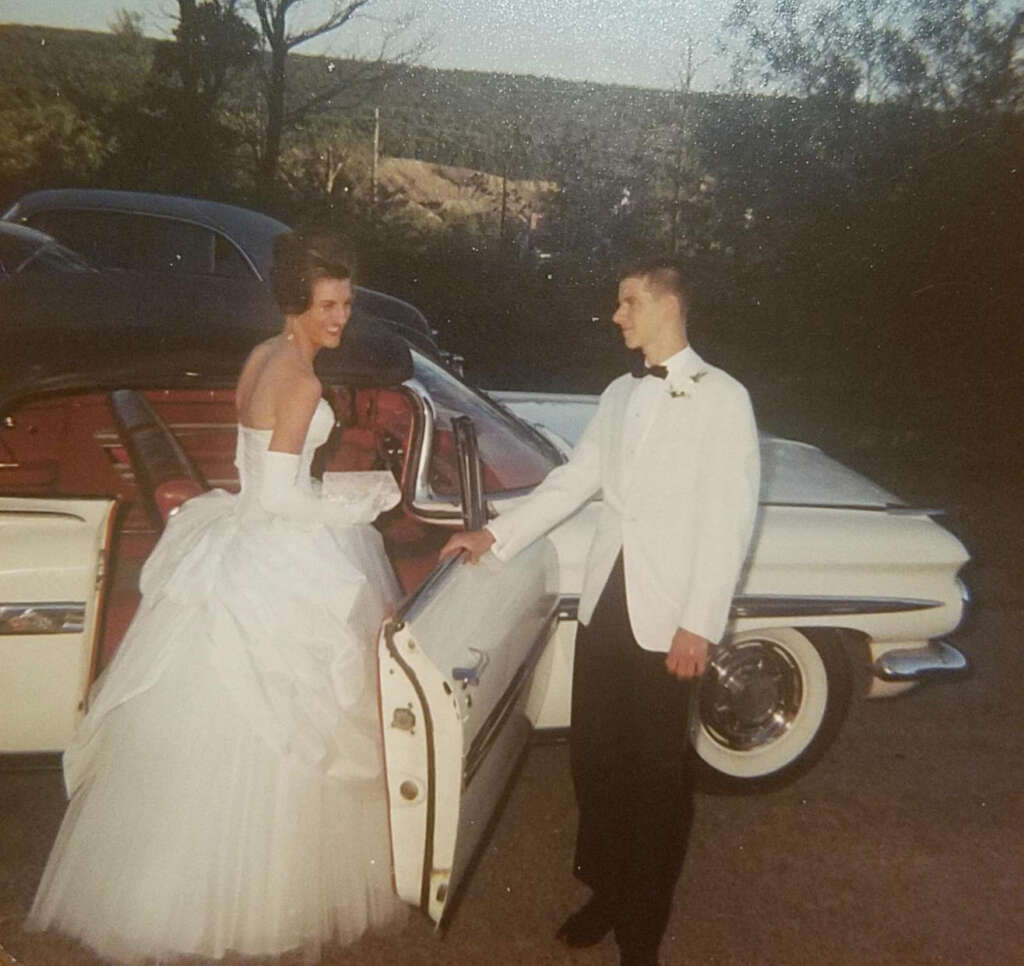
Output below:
[0,0,737,92]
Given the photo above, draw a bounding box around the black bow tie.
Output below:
[631,363,668,380]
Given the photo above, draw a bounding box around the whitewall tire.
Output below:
[692,627,852,791]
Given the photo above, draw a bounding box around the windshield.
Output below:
[18,242,95,274]
[0,227,95,277]
[412,354,561,497]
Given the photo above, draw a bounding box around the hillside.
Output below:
[377,157,554,230]
[0,23,700,184]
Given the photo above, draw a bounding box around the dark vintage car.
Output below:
[2,188,442,359]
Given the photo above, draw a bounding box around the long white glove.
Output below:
[258,450,399,525]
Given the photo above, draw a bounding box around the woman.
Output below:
[27,232,406,962]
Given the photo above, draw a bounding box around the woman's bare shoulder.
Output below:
[276,366,323,410]
[240,335,280,375]
[238,337,309,425]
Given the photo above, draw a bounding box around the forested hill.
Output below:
[0,22,702,184]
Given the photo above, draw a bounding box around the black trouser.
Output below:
[570,553,696,958]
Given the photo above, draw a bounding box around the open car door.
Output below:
[0,497,116,753]
[378,418,560,925]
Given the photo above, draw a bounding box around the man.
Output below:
[441,257,760,966]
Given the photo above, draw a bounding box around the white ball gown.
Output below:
[27,399,407,963]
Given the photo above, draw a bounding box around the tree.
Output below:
[126,1,258,192]
[0,102,106,190]
[0,13,154,192]
[727,0,1022,111]
[251,0,424,196]
[169,1,258,111]
[716,0,1024,454]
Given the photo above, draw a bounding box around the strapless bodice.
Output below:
[236,397,334,496]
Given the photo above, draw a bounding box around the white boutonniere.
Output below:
[667,369,709,398]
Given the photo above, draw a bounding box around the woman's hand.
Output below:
[440,529,496,564]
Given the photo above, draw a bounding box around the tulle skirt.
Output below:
[26,491,407,963]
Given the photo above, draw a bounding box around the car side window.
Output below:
[24,210,255,279]
[133,216,216,274]
[26,210,141,269]
[213,233,252,278]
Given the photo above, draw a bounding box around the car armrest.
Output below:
[109,389,206,527]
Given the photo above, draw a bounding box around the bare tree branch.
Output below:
[286,1,373,50]
[250,0,427,194]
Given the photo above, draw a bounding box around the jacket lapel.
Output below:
[600,376,635,503]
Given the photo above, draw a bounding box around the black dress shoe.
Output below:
[555,896,615,947]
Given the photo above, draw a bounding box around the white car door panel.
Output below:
[0,497,116,752]
[379,537,559,924]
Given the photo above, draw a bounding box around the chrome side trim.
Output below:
[759,501,944,516]
[730,595,943,618]
[555,593,942,623]
[0,509,87,522]
[872,640,969,681]
[0,602,85,635]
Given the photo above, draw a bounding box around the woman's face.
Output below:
[295,276,353,350]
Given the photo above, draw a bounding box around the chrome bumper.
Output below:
[872,639,969,682]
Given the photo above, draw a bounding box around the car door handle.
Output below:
[452,647,490,686]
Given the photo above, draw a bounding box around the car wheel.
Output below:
[691,627,852,791]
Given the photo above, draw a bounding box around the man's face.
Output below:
[612,275,682,357]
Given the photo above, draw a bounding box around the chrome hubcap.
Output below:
[700,637,804,751]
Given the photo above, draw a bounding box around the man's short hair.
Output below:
[620,256,690,314]
[270,230,356,315]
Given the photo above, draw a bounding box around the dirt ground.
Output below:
[2,461,1021,966]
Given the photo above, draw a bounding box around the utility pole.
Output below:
[671,40,695,256]
[371,106,380,207]
[500,154,508,244]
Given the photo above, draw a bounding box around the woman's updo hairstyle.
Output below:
[270,230,356,315]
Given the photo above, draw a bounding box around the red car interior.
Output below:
[0,385,450,677]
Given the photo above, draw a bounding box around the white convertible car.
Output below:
[1,318,969,926]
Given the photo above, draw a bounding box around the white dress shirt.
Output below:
[620,346,695,480]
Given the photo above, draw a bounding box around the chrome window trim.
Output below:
[402,379,552,523]
[395,553,463,625]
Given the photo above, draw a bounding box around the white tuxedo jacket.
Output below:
[487,348,760,651]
